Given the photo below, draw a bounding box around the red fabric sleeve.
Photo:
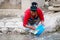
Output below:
[23,9,30,27]
[37,8,44,21]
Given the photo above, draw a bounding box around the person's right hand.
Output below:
[29,26,35,30]
[25,25,35,30]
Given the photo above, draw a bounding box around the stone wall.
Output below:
[0,0,4,5]
[0,9,22,18]
[0,0,45,17]
[30,0,45,7]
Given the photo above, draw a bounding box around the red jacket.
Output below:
[23,8,44,27]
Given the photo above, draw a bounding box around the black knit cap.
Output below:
[32,2,37,6]
[30,6,37,12]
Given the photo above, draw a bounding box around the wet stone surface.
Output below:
[0,32,60,40]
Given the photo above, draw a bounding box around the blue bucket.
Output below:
[34,24,45,36]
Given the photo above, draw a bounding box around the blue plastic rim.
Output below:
[35,24,45,36]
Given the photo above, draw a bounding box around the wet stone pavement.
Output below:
[0,31,60,40]
[0,16,60,40]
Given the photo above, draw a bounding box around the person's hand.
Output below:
[38,21,44,26]
[29,26,35,30]
[41,21,45,26]
[25,25,35,30]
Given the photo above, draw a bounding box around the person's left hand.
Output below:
[41,21,45,26]
[38,21,44,26]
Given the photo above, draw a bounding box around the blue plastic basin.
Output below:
[34,24,45,36]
